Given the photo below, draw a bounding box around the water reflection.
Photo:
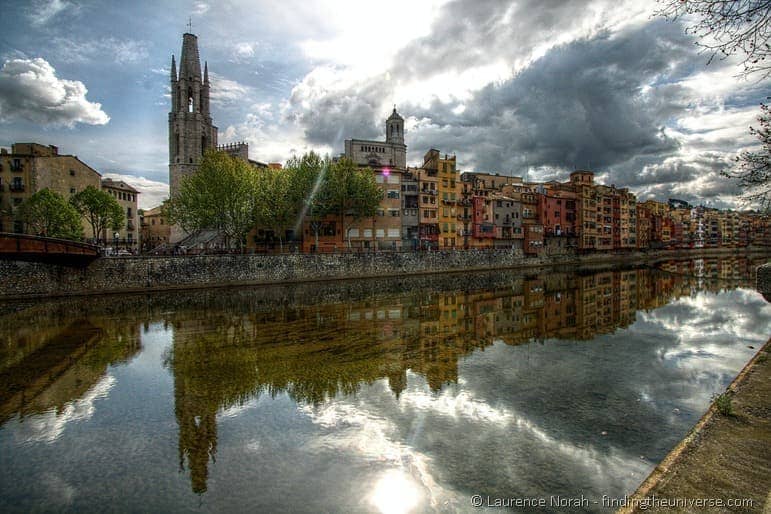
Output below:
[0,256,768,512]
[160,256,765,495]
[0,320,140,431]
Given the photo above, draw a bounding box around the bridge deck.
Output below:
[0,233,101,266]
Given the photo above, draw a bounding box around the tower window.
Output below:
[188,97,194,113]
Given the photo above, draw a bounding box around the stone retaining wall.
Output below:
[0,247,763,299]
[758,262,771,301]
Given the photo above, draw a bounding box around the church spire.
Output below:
[170,54,177,82]
[203,61,208,84]
[179,33,202,82]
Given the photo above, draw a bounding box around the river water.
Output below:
[0,257,769,513]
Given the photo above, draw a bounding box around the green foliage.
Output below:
[254,166,297,251]
[283,152,332,248]
[165,150,259,249]
[325,157,383,245]
[70,185,125,242]
[712,392,733,416]
[17,188,83,240]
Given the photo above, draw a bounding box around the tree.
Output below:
[70,186,125,244]
[722,101,771,210]
[164,150,258,249]
[17,188,83,240]
[655,0,771,79]
[254,166,298,252]
[284,152,332,250]
[326,157,383,247]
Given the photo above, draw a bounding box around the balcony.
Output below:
[9,183,25,192]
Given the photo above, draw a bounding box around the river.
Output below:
[0,256,769,513]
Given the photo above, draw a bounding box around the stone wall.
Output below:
[0,247,764,299]
[758,262,771,301]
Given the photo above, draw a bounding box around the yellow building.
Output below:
[423,149,459,248]
[0,143,101,238]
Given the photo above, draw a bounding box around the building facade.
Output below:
[101,178,139,248]
[0,143,101,237]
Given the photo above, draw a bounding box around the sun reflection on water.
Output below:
[369,469,422,514]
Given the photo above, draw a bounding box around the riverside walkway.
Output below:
[621,338,771,513]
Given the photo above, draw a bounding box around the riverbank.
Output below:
[0,246,768,299]
[620,338,771,514]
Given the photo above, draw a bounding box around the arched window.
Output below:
[188,88,194,113]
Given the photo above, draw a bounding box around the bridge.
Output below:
[0,233,101,267]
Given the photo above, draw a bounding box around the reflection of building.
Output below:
[161,258,760,493]
[0,319,141,426]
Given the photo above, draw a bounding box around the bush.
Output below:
[712,392,733,416]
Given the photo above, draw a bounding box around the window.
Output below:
[387,175,399,184]
[348,228,359,238]
[389,209,399,217]
[387,228,400,238]
[387,190,399,199]
[127,207,132,217]
[376,229,385,238]
[69,169,75,176]
[363,229,373,238]
[70,187,76,194]
[376,174,384,184]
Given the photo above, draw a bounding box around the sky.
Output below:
[0,0,768,210]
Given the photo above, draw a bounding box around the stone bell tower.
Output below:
[168,32,217,203]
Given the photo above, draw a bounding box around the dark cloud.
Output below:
[408,21,701,174]
[289,73,388,147]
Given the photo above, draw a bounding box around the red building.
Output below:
[537,190,577,237]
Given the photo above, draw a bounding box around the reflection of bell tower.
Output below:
[175,380,218,494]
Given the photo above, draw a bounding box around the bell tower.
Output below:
[168,32,217,203]
[385,106,404,146]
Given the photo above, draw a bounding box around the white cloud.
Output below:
[0,58,109,127]
[102,173,169,209]
[192,1,209,15]
[28,0,75,27]
[209,71,253,106]
[50,37,150,65]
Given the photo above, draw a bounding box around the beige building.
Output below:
[343,108,407,250]
[0,143,101,237]
[140,205,171,251]
[101,178,139,249]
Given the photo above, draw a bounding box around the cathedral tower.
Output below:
[385,106,404,146]
[168,32,217,202]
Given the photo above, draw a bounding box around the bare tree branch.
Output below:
[655,0,771,79]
